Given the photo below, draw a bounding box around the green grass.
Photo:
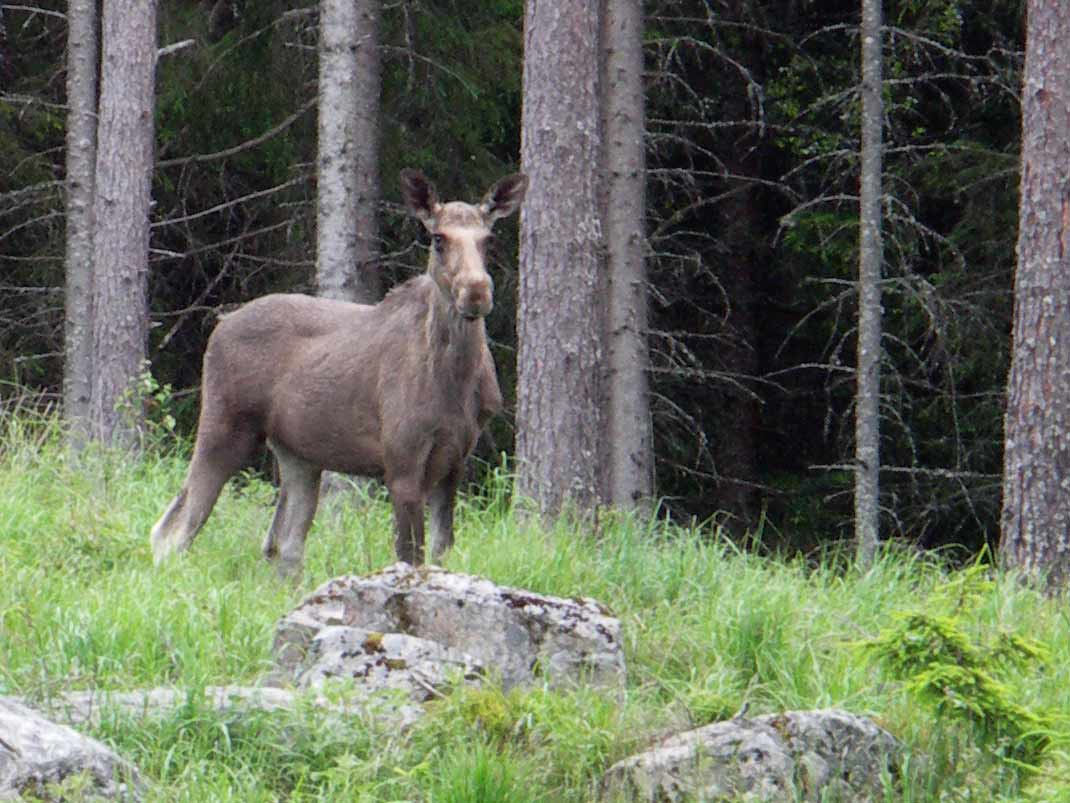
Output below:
[3,413,1070,801]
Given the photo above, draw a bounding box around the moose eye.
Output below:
[432,233,446,250]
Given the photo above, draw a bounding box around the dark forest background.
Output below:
[0,0,1024,553]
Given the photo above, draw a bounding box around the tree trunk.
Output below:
[317,0,382,498]
[602,0,653,513]
[316,0,381,304]
[89,0,157,448]
[516,0,606,516]
[706,0,765,533]
[1000,0,1070,589]
[710,194,762,532]
[353,0,382,302]
[63,0,98,449]
[855,0,883,566]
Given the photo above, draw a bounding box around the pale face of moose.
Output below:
[430,208,495,320]
[400,169,529,322]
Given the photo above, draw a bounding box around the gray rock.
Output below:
[19,687,299,730]
[601,708,901,802]
[273,563,625,692]
[295,625,485,701]
[19,685,423,732]
[0,697,142,801]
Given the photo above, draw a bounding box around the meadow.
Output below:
[2,411,1069,802]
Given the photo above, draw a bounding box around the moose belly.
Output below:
[268,406,386,477]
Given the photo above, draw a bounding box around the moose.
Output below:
[150,169,529,576]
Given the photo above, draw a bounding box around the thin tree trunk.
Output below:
[353,0,382,302]
[602,0,653,513]
[999,0,1070,589]
[316,0,358,302]
[316,0,382,498]
[317,0,380,303]
[710,197,761,531]
[707,0,765,532]
[89,0,157,448]
[855,0,883,566]
[63,0,98,449]
[516,0,605,516]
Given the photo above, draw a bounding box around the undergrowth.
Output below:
[2,409,1069,801]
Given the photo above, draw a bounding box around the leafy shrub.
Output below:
[859,564,1052,769]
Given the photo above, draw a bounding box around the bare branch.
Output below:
[158,98,316,169]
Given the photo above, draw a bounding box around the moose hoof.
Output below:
[273,559,303,582]
[150,525,193,565]
[150,534,175,565]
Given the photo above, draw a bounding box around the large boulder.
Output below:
[601,708,901,802]
[272,563,625,693]
[0,697,142,801]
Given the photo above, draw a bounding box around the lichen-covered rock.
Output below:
[20,687,302,730]
[294,625,485,701]
[19,685,423,732]
[273,563,625,691]
[0,697,142,801]
[601,709,901,802]
[762,709,902,799]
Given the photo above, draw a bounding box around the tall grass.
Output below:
[2,410,1069,801]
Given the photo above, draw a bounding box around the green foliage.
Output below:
[2,421,1070,800]
[96,688,399,801]
[17,770,109,803]
[420,683,626,793]
[859,565,1053,770]
[113,365,181,452]
[4,423,1070,798]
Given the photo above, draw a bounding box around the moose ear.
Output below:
[479,173,529,223]
[400,169,440,228]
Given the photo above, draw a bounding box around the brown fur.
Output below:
[150,170,528,575]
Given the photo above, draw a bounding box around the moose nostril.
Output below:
[458,286,492,318]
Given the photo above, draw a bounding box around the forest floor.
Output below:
[2,412,1069,802]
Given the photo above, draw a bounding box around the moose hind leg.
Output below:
[263,442,322,579]
[151,427,257,564]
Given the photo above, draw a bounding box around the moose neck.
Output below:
[424,269,485,380]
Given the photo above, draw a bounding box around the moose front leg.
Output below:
[389,476,427,565]
[428,471,461,564]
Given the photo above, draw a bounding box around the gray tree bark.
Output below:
[1000,0,1070,589]
[352,0,382,302]
[63,0,98,449]
[89,0,157,448]
[516,0,606,516]
[855,0,883,566]
[602,0,653,513]
[317,0,381,304]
